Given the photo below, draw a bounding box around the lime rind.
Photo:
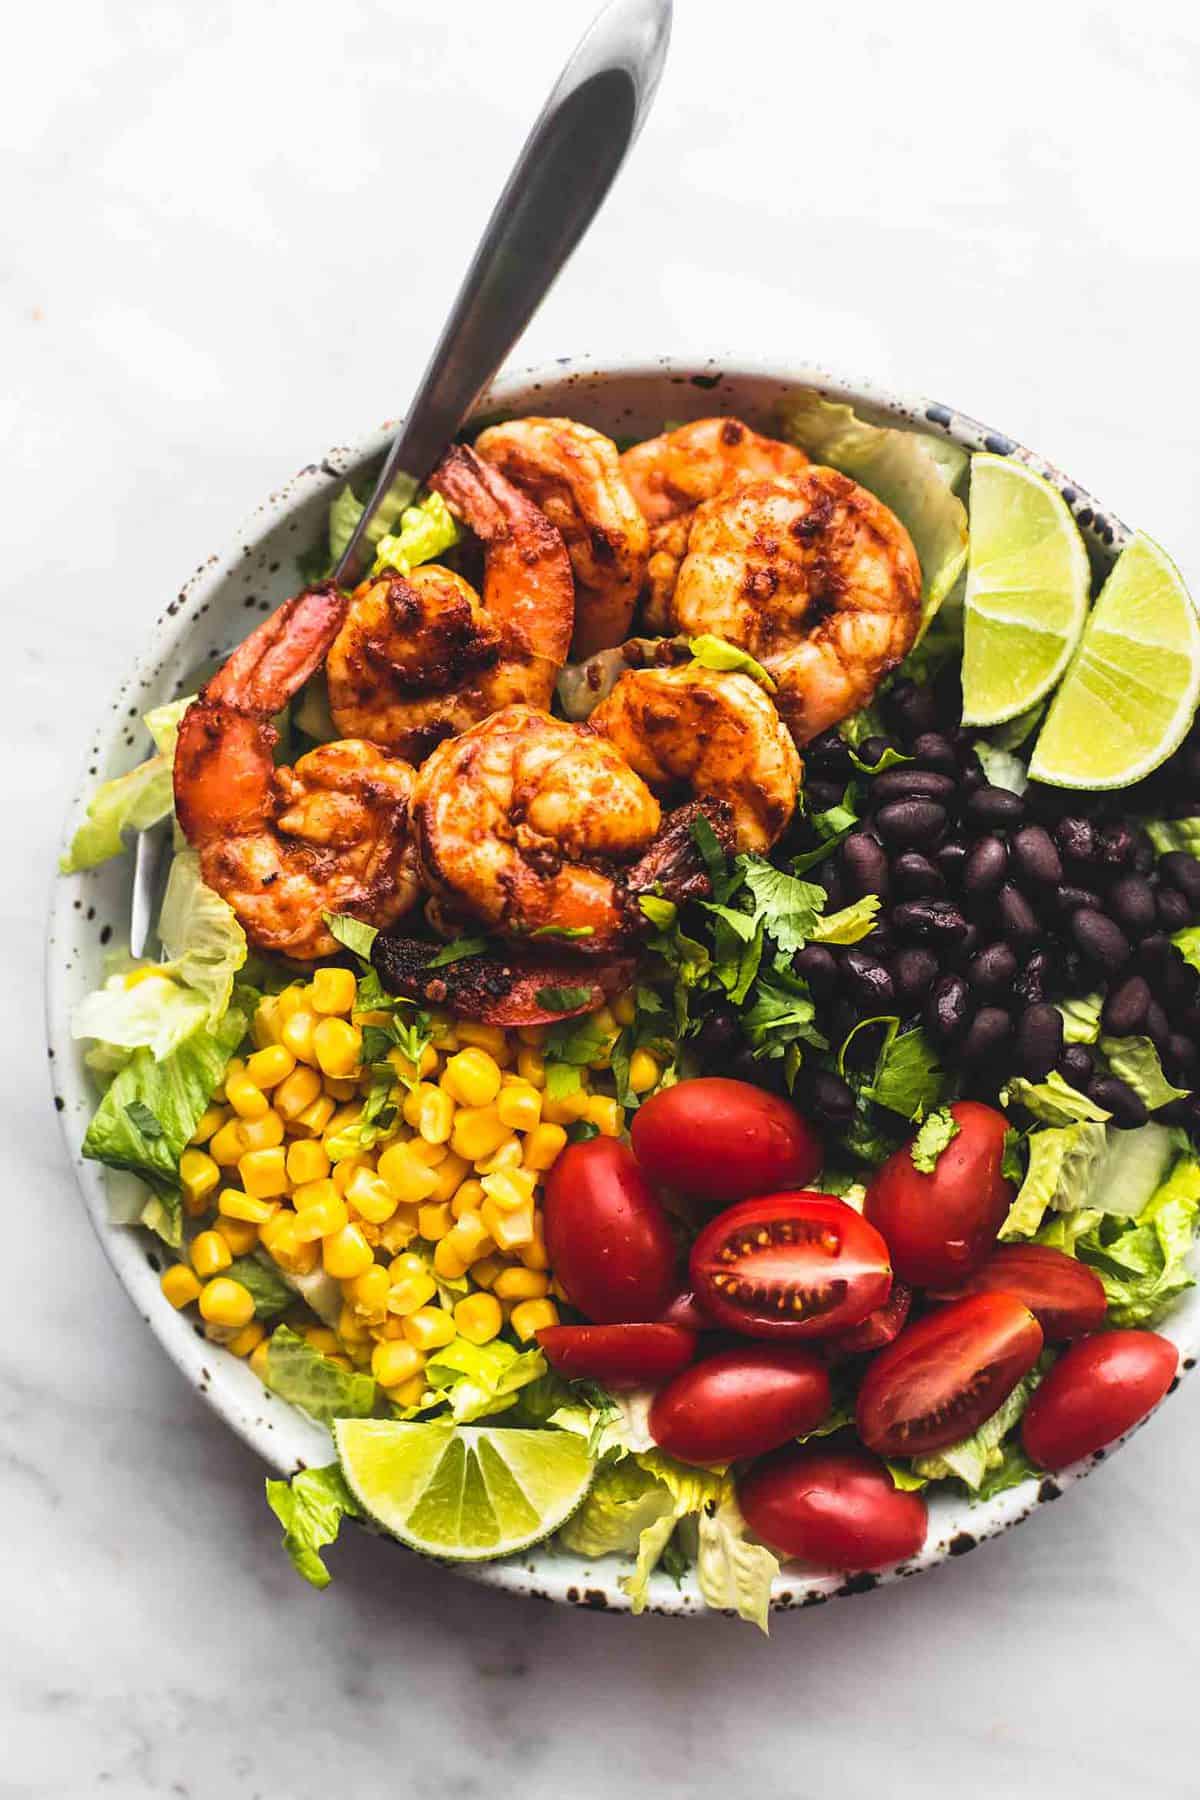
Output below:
[1028,532,1200,790]
[961,455,1092,726]
[333,1418,595,1562]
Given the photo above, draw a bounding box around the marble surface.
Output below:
[9,0,1200,1793]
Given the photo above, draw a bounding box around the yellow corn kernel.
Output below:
[388,1251,426,1281]
[190,1229,233,1278]
[388,1042,439,1084]
[522,1122,568,1172]
[517,1212,551,1272]
[450,1176,487,1220]
[292,1190,349,1244]
[312,965,358,1016]
[585,1095,624,1137]
[161,1263,202,1308]
[280,1008,319,1064]
[313,1017,363,1079]
[628,1049,661,1095]
[377,1141,440,1206]
[492,1266,551,1301]
[249,1336,272,1381]
[612,988,637,1027]
[476,1135,522,1176]
[541,1088,592,1125]
[516,1046,546,1090]
[322,1222,375,1280]
[214,1216,259,1256]
[481,1168,536,1213]
[259,1212,319,1275]
[342,1168,395,1225]
[188,1107,226,1146]
[208,1120,247,1168]
[445,1210,493,1264]
[274,1063,323,1121]
[481,1197,534,1252]
[371,1339,425,1387]
[510,1297,559,1342]
[238,1146,289,1200]
[378,1206,421,1253]
[218,1188,278,1225]
[587,1009,618,1069]
[227,1319,266,1358]
[386,1373,429,1407]
[432,1237,468,1280]
[251,995,281,1050]
[338,1302,373,1347]
[303,1324,343,1357]
[386,1273,438,1317]
[450,1104,509,1164]
[224,1072,268,1121]
[497,1082,542,1132]
[413,1200,450,1241]
[346,1263,390,1320]
[324,1076,360,1102]
[286,1138,330,1185]
[427,1150,470,1205]
[413,1085,454,1146]
[321,1104,363,1154]
[275,984,308,1023]
[328,1154,366,1196]
[294,1094,337,1137]
[469,1254,504,1290]
[198,1277,255,1329]
[294,1175,339,1211]
[402,1081,433,1129]
[454,1292,503,1345]
[246,1043,297,1090]
[403,1305,457,1351]
[237,1110,286,1152]
[180,1149,220,1215]
[441,1047,503,1109]
[454,1020,509,1061]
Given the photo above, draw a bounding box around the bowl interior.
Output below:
[48,355,1189,1617]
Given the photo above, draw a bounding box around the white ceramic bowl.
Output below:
[47,355,1197,1617]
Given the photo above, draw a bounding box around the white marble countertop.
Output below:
[9,1,1200,1793]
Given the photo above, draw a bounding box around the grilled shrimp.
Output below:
[474,417,649,659]
[620,418,811,629]
[175,586,420,959]
[410,704,730,951]
[591,663,801,853]
[325,445,573,761]
[670,468,922,744]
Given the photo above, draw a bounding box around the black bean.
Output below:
[842,950,896,1012]
[1159,1094,1200,1136]
[1055,884,1103,915]
[958,764,987,796]
[925,973,972,1043]
[695,1006,741,1061]
[882,679,941,745]
[911,731,959,778]
[1157,951,1199,1014]
[960,1006,1012,1064]
[965,785,1026,830]
[868,769,958,809]
[1010,825,1063,889]
[954,922,983,965]
[730,1046,788,1095]
[936,842,969,889]
[1017,1002,1063,1080]
[1054,816,1099,864]
[840,832,890,901]
[803,1069,857,1129]
[857,735,892,769]
[1014,950,1051,1006]
[1108,874,1158,938]
[892,852,946,901]
[1059,1045,1095,1088]
[1145,1000,1171,1051]
[1061,949,1086,991]
[1164,1034,1199,1086]
[1089,1075,1149,1130]
[792,943,839,1001]
[1135,931,1171,973]
[820,864,846,911]
[1099,823,1136,869]
[963,835,1008,900]
[868,923,894,959]
[1160,852,1200,910]
[874,799,948,851]
[891,947,940,1009]
[1176,1002,1200,1043]
[891,898,970,945]
[805,729,854,775]
[1070,908,1131,973]
[997,883,1040,948]
[805,776,848,813]
[966,940,1018,996]
[1102,974,1151,1037]
[1157,887,1192,932]
[1131,830,1155,875]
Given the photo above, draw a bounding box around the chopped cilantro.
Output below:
[425,936,489,969]
[534,985,593,1013]
[910,1107,961,1173]
[529,924,595,941]
[124,1099,163,1140]
[321,912,378,960]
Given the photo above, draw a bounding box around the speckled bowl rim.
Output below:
[46,352,1197,1618]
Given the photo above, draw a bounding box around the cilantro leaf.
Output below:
[529,924,595,941]
[737,859,826,957]
[534,985,594,1013]
[124,1099,163,1140]
[425,936,489,969]
[862,1025,945,1122]
[688,634,776,692]
[910,1107,960,1173]
[321,912,378,961]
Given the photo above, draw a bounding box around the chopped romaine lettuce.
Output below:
[265,1463,360,1590]
[619,1452,727,1615]
[157,851,247,1021]
[422,1338,546,1424]
[913,1374,1039,1490]
[225,1256,293,1321]
[695,1484,780,1634]
[1003,1072,1111,1126]
[557,1459,675,1558]
[1074,1155,1200,1326]
[328,474,416,568]
[1058,994,1103,1045]
[972,742,1028,795]
[371,491,461,577]
[71,971,208,1066]
[1099,1036,1188,1110]
[1146,818,1200,858]
[263,1325,378,1425]
[999,1121,1107,1239]
[60,696,193,872]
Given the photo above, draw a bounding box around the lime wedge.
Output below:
[961,454,1092,725]
[333,1419,594,1561]
[1028,532,1200,789]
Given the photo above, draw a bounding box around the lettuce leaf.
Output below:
[972,742,1028,795]
[226,1255,293,1321]
[695,1485,780,1634]
[265,1463,360,1590]
[999,1121,1107,1239]
[557,1458,675,1558]
[1074,1156,1200,1326]
[422,1338,546,1424]
[688,634,776,692]
[1146,818,1200,858]
[371,491,461,577]
[780,392,969,632]
[1058,994,1103,1045]
[1003,1072,1111,1126]
[60,697,193,873]
[619,1452,727,1615]
[328,474,416,568]
[263,1325,378,1425]
[71,971,208,1066]
[913,1374,1039,1490]
[157,851,247,1021]
[806,895,881,945]
[1100,1036,1188,1110]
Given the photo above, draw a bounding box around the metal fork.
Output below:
[129,0,672,955]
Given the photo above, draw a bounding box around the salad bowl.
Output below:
[47,353,1198,1617]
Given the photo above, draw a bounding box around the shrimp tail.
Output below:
[370,934,637,1027]
[626,798,736,907]
[206,584,347,713]
[174,702,277,842]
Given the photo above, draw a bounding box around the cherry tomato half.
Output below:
[1022,1330,1178,1471]
[929,1243,1107,1342]
[649,1345,831,1465]
[823,1281,913,1356]
[690,1193,893,1340]
[738,1446,928,1571]
[544,1138,677,1324]
[536,1323,697,1391]
[631,1078,822,1207]
[856,1292,1043,1457]
[865,1101,1014,1288]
